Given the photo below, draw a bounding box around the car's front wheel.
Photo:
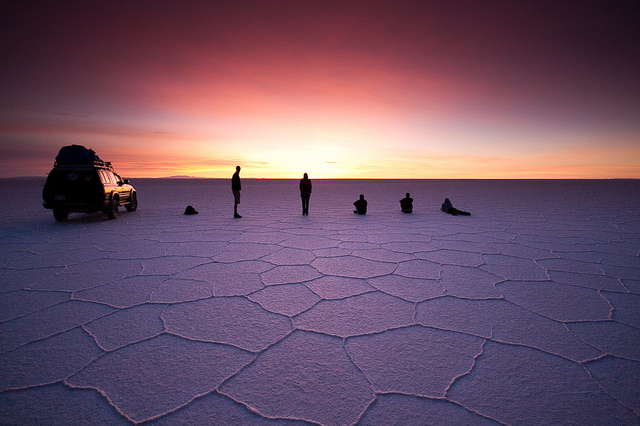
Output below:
[107,194,119,219]
[53,209,69,221]
[125,191,137,212]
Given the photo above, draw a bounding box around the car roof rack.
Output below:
[53,160,113,168]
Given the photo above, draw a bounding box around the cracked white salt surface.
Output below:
[1,177,639,424]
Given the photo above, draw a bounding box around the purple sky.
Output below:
[1,1,639,178]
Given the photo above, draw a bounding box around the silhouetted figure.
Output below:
[232,166,242,218]
[400,193,413,213]
[184,205,198,215]
[299,173,312,215]
[441,198,470,216]
[353,194,367,215]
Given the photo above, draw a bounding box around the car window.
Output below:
[46,170,98,186]
[101,170,114,184]
[108,172,120,184]
[83,171,99,183]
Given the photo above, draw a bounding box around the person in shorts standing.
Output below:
[232,166,242,218]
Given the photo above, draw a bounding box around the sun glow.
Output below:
[244,146,353,179]
[1,2,639,179]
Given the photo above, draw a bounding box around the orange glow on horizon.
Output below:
[1,2,639,179]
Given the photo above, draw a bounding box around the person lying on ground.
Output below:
[441,198,470,216]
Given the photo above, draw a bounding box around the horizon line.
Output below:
[3,175,638,181]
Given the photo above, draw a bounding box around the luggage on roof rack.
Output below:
[54,145,104,166]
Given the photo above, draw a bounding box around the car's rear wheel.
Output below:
[125,191,137,212]
[53,209,69,221]
[107,194,118,219]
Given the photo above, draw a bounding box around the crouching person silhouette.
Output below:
[400,193,413,213]
[441,198,470,216]
[353,194,367,215]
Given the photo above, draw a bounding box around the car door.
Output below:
[97,170,112,205]
[112,172,131,203]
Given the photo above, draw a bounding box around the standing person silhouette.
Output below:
[353,194,367,215]
[400,192,413,213]
[299,173,312,215]
[232,166,242,218]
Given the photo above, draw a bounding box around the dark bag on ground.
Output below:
[184,206,198,215]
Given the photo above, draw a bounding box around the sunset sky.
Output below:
[1,1,639,179]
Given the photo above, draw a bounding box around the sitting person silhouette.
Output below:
[353,194,367,215]
[399,193,413,213]
[441,198,470,216]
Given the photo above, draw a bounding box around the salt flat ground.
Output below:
[1,178,639,425]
